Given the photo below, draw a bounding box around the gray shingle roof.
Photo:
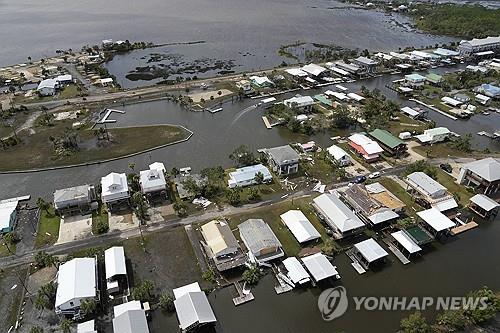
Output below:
[238,219,282,253]
[266,145,300,165]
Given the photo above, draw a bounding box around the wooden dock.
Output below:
[409,98,458,121]
[262,116,272,129]
[383,238,410,265]
[451,221,479,235]
[346,250,366,274]
[232,282,255,306]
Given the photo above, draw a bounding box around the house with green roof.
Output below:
[368,129,407,156]
[425,73,443,86]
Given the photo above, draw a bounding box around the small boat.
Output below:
[207,107,223,114]
[482,111,490,115]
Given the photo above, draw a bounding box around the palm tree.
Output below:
[59,318,72,333]
[36,198,50,215]
[34,294,46,318]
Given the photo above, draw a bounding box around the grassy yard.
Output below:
[226,197,330,257]
[0,243,15,258]
[434,169,473,207]
[0,122,190,171]
[35,208,61,248]
[413,142,484,159]
[377,177,424,218]
[92,204,109,235]
[58,84,84,99]
[386,115,427,135]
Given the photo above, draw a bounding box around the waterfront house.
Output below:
[283,95,316,113]
[416,208,456,239]
[285,68,308,82]
[112,301,149,333]
[475,93,491,106]
[37,78,58,96]
[301,63,328,78]
[405,172,458,212]
[341,184,400,227]
[174,173,208,200]
[347,133,384,162]
[228,164,273,188]
[468,194,500,220]
[425,73,442,86]
[101,172,130,210]
[235,79,252,94]
[433,48,460,58]
[312,192,365,239]
[454,93,470,103]
[280,210,320,244]
[327,144,351,167]
[139,167,167,200]
[390,230,422,260]
[352,238,388,270]
[368,128,407,157]
[105,246,127,294]
[301,253,340,283]
[264,145,300,176]
[458,158,500,196]
[354,56,378,73]
[173,282,217,332]
[475,83,500,99]
[238,219,284,264]
[458,36,500,56]
[404,73,426,88]
[415,127,451,144]
[0,201,17,234]
[249,75,274,88]
[53,184,97,216]
[282,257,311,285]
[400,106,424,119]
[55,74,73,85]
[441,96,463,107]
[55,257,98,315]
[334,61,361,75]
[200,220,246,271]
[99,78,114,86]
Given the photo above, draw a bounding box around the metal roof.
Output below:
[406,172,446,197]
[301,253,339,282]
[105,246,127,280]
[354,238,388,263]
[391,231,422,254]
[55,258,96,308]
[417,208,456,232]
[112,308,149,333]
[313,193,365,233]
[238,219,282,254]
[463,158,500,182]
[470,194,500,212]
[280,210,320,243]
[174,291,217,330]
[282,257,310,285]
[369,129,405,149]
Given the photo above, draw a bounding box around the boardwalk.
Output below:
[262,116,272,129]
[451,221,479,235]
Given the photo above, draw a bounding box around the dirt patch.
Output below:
[188,89,233,103]
[56,214,93,244]
[109,212,138,231]
[0,266,29,333]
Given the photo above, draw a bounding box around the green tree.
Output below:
[127,173,140,193]
[36,197,50,215]
[29,326,44,333]
[226,188,242,206]
[452,133,472,153]
[132,192,148,223]
[331,106,354,129]
[400,311,429,333]
[79,298,97,317]
[229,145,256,167]
[436,309,470,331]
[159,292,175,312]
[248,187,261,201]
[321,238,341,256]
[182,176,201,198]
[397,217,415,229]
[173,201,188,217]
[132,280,155,302]
[242,265,262,285]
[464,287,500,324]
[59,318,72,333]
[34,251,58,269]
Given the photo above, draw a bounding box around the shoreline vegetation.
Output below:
[0,123,190,172]
[339,0,500,38]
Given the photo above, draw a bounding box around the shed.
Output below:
[105,246,126,280]
[469,194,500,219]
[417,208,456,236]
[282,257,310,285]
[353,238,388,267]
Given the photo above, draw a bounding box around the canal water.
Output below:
[0,0,454,72]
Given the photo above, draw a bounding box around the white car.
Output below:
[368,172,381,179]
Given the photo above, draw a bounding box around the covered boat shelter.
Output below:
[301,253,340,283]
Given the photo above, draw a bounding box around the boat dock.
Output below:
[207,107,223,114]
[346,250,366,274]
[451,221,479,235]
[272,266,293,294]
[382,238,410,265]
[232,281,254,306]
[262,116,272,129]
[409,98,458,121]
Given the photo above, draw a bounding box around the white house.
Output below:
[327,144,351,166]
[283,95,316,112]
[0,201,17,234]
[352,238,389,269]
[101,172,130,208]
[280,210,320,243]
[301,253,340,283]
[55,74,73,85]
[282,257,311,285]
[301,63,328,77]
[405,172,457,212]
[105,246,127,294]
[238,218,284,264]
[459,36,500,56]
[228,164,272,188]
[417,208,456,238]
[112,301,149,333]
[348,133,384,162]
[37,78,58,96]
[415,127,451,144]
[139,168,167,198]
[312,192,365,238]
[55,258,98,315]
[173,282,217,332]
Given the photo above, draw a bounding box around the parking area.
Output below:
[15,209,39,255]
[56,214,93,244]
[109,211,138,231]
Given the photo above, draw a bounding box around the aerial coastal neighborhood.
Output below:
[0,1,500,333]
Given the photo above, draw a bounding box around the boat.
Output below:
[207,107,223,113]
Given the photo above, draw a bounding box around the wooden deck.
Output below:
[262,116,272,129]
[232,282,255,306]
[451,221,479,235]
[383,239,410,265]
[346,250,366,274]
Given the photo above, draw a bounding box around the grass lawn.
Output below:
[58,84,83,99]
[35,208,61,248]
[226,197,330,257]
[413,143,481,159]
[378,177,424,218]
[0,122,190,171]
[0,243,15,258]
[386,115,427,135]
[92,204,109,235]
[434,169,473,207]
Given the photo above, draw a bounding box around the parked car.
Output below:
[353,175,367,184]
[368,172,381,179]
[440,163,452,173]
